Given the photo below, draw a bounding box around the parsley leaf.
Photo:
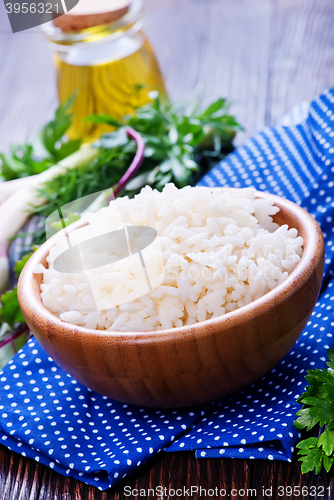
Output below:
[87,91,242,194]
[14,252,34,278]
[29,91,242,221]
[295,348,334,474]
[0,97,81,181]
[0,250,35,329]
[297,442,326,474]
[0,288,25,329]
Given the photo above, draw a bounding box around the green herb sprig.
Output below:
[295,348,334,473]
[32,130,132,219]
[88,91,242,193]
[0,97,81,181]
[30,91,242,220]
[0,251,32,368]
[0,251,34,332]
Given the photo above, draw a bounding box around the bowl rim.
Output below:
[18,188,324,344]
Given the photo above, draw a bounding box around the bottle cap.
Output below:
[53,0,132,32]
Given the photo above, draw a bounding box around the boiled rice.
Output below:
[37,184,304,331]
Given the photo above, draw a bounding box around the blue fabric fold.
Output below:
[0,339,204,490]
[168,87,334,460]
[0,87,334,489]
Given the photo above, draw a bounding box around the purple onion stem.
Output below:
[110,126,145,199]
[0,324,29,349]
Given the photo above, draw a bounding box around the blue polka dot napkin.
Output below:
[1,87,334,490]
[168,86,334,460]
[0,339,204,490]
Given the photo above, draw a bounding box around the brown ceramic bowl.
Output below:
[17,189,325,408]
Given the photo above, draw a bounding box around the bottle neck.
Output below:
[41,0,143,47]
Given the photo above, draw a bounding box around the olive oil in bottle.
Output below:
[43,0,166,140]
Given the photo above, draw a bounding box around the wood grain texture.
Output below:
[1,445,334,500]
[1,0,333,150]
[17,190,325,408]
[143,0,273,147]
[0,0,56,154]
[266,0,334,126]
[1,0,334,497]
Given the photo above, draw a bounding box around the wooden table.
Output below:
[1,0,334,498]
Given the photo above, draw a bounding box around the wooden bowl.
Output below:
[17,189,325,408]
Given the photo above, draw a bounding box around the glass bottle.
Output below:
[42,0,166,140]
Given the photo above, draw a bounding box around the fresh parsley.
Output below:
[32,132,132,219]
[295,348,334,473]
[0,96,81,181]
[0,251,34,330]
[29,91,242,228]
[0,288,25,329]
[88,91,242,193]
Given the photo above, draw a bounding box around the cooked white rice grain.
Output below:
[40,184,304,331]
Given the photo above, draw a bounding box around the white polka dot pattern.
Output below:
[1,87,334,490]
[168,87,334,461]
[0,340,202,490]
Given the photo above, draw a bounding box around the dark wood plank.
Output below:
[0,450,19,500]
[0,445,10,499]
[251,458,334,500]
[2,445,334,500]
